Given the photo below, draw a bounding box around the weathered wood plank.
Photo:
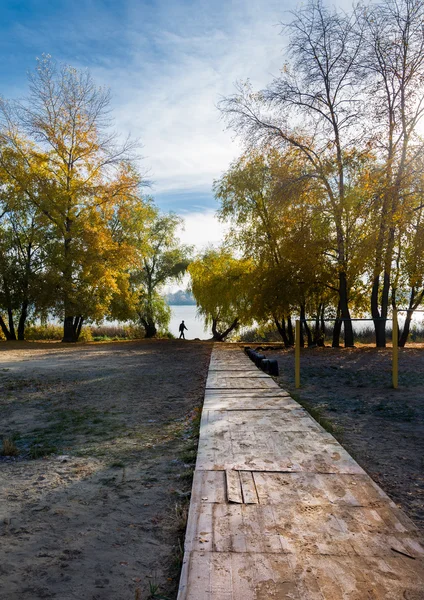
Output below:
[203,398,299,411]
[196,410,364,473]
[179,551,424,599]
[252,471,398,508]
[240,471,259,504]
[206,374,279,389]
[225,470,243,503]
[190,471,227,504]
[184,500,423,557]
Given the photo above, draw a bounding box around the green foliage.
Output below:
[23,324,93,341]
[113,209,192,338]
[218,0,424,346]
[213,148,338,341]
[0,56,146,342]
[24,325,63,340]
[189,248,253,340]
[136,289,172,336]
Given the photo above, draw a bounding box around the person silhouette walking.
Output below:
[179,320,188,339]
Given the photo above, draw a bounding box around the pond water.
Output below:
[169,305,210,340]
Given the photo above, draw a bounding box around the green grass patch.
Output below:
[19,407,122,459]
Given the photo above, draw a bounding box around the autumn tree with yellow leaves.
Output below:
[189,249,253,341]
[217,0,424,346]
[0,56,146,341]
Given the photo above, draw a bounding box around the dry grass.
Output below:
[1,437,19,456]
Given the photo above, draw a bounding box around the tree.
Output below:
[215,147,337,346]
[361,0,424,346]
[389,165,424,346]
[189,249,253,341]
[0,56,142,342]
[124,210,191,338]
[0,149,53,340]
[219,0,367,346]
[0,199,51,340]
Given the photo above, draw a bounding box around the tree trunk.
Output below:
[141,318,157,339]
[313,304,325,347]
[75,316,84,341]
[2,277,17,340]
[399,288,424,347]
[300,305,313,347]
[317,303,326,347]
[62,316,77,342]
[304,321,313,347]
[371,215,395,348]
[339,271,354,347]
[273,316,290,347]
[17,299,29,341]
[371,275,385,347]
[332,302,342,347]
[211,318,239,341]
[287,315,294,346]
[62,315,84,342]
[0,314,16,341]
[7,308,17,341]
[399,310,412,347]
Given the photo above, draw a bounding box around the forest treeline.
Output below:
[0,56,190,342]
[189,0,424,347]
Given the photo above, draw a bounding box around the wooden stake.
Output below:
[295,319,300,389]
[392,308,398,389]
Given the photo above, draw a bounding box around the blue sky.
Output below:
[0,0,351,247]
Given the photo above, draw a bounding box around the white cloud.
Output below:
[165,209,228,294]
[89,0,294,200]
[4,0,367,207]
[177,209,228,251]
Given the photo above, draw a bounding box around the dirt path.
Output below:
[0,340,212,600]
[264,345,424,530]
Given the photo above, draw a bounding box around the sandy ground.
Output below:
[262,345,424,530]
[0,340,212,600]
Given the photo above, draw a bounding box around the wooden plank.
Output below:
[211,503,233,552]
[190,471,226,504]
[206,376,279,390]
[196,409,364,473]
[204,389,291,398]
[208,369,269,376]
[203,392,299,411]
[205,391,291,398]
[252,472,399,508]
[240,471,259,504]
[224,408,322,432]
[184,501,423,558]
[192,470,398,510]
[225,470,242,503]
[179,552,424,600]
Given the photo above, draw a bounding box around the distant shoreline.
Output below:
[168,301,196,306]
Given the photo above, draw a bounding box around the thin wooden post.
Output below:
[295,319,300,388]
[392,308,398,389]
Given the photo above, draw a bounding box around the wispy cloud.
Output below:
[177,209,228,251]
[85,0,294,208]
[1,0,354,246]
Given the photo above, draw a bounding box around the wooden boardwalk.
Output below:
[178,345,424,599]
